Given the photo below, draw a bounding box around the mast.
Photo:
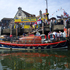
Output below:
[45,0,49,21]
[39,10,44,34]
[46,0,48,10]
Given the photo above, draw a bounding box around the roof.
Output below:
[1,18,14,21]
[17,7,36,17]
[50,17,56,20]
[37,13,46,18]
[22,10,35,17]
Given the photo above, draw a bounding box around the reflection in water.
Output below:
[0,49,70,70]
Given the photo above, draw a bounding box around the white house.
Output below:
[15,7,35,19]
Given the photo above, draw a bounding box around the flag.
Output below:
[37,18,42,24]
[33,17,42,26]
[63,11,69,17]
[33,22,37,26]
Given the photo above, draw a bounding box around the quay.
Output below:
[1,24,64,35]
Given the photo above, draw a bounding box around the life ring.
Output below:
[48,34,50,39]
[45,35,47,39]
[53,35,55,39]
[39,36,42,40]
[40,34,47,40]
[48,34,55,39]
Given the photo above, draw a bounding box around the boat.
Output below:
[0,34,68,50]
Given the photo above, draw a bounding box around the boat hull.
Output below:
[0,40,68,50]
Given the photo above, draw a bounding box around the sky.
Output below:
[0,0,70,20]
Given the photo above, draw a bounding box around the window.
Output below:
[18,13,21,16]
[6,21,8,23]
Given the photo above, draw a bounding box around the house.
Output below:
[1,18,14,29]
[14,7,35,19]
[14,7,37,29]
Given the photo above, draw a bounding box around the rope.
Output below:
[44,42,60,48]
[59,40,67,46]
[51,42,60,47]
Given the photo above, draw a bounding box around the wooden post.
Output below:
[10,19,14,35]
[16,24,18,37]
[10,23,12,35]
[42,23,44,34]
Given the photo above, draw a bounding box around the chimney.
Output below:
[18,7,22,11]
[39,10,42,18]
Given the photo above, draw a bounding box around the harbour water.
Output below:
[0,48,70,70]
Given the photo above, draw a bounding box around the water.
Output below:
[0,49,70,70]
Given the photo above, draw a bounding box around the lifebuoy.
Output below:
[48,34,50,39]
[40,34,47,40]
[45,35,47,39]
[40,36,42,40]
[53,35,55,39]
[48,34,55,39]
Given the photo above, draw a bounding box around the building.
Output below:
[0,21,2,26]
[14,7,35,19]
[14,7,37,29]
[1,18,14,29]
[37,13,46,18]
